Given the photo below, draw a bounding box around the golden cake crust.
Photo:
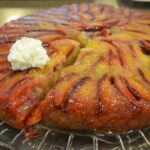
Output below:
[0,3,150,136]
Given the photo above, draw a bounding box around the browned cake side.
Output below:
[0,3,150,136]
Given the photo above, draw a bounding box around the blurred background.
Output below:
[0,0,149,25]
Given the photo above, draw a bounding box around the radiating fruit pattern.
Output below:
[0,3,149,137]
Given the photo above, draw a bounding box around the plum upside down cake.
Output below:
[0,3,150,137]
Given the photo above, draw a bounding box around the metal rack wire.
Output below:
[0,121,150,150]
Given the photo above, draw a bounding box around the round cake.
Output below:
[0,3,150,137]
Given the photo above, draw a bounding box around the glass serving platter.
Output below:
[0,121,150,150]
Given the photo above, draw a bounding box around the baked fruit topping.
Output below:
[0,3,149,137]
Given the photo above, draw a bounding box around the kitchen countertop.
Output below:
[0,0,149,25]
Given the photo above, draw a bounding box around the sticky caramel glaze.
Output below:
[0,31,80,128]
[0,3,147,42]
[0,3,149,136]
[32,28,150,133]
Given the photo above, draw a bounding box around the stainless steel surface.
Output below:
[131,0,150,2]
[0,121,150,150]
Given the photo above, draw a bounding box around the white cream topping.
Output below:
[8,37,50,71]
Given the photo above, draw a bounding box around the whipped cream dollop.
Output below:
[8,37,50,71]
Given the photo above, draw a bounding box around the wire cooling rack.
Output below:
[0,121,150,150]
